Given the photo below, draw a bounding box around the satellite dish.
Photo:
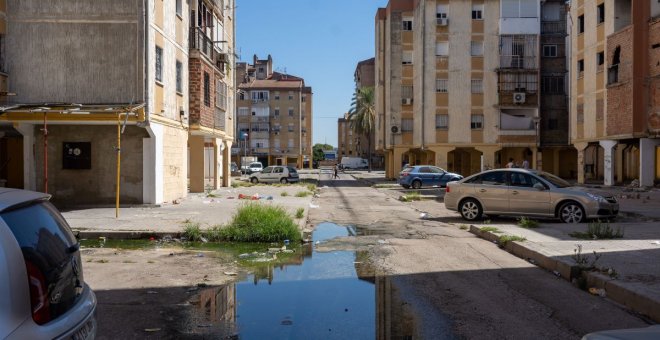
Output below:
[391,126,399,133]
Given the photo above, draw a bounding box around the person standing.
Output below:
[506,158,515,168]
[522,158,529,169]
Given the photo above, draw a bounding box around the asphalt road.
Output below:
[308,172,650,339]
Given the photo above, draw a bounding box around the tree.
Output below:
[313,143,334,162]
[348,86,375,172]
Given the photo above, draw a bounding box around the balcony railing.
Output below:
[499,55,537,70]
[541,21,566,34]
[190,27,220,62]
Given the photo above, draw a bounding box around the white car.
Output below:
[250,166,300,184]
[0,188,97,339]
[247,162,263,174]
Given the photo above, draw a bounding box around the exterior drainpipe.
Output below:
[143,0,149,122]
[420,0,426,152]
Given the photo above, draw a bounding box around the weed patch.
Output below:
[295,207,305,219]
[481,226,501,233]
[497,235,526,248]
[280,191,289,197]
[569,220,623,240]
[219,203,301,243]
[399,192,422,202]
[305,183,317,192]
[295,191,311,198]
[517,216,539,228]
[182,222,203,242]
[459,225,468,230]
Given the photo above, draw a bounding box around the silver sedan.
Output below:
[444,169,619,223]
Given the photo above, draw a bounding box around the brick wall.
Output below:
[189,57,219,129]
[649,19,660,131]
[606,26,634,136]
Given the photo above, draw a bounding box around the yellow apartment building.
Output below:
[570,0,660,186]
[234,55,313,168]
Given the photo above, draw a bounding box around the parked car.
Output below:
[0,188,97,339]
[230,162,241,177]
[444,169,619,223]
[399,165,463,189]
[582,325,660,340]
[247,162,263,174]
[250,166,300,184]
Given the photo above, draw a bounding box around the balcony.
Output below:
[541,21,566,34]
[499,55,537,70]
[189,27,225,73]
[499,110,537,137]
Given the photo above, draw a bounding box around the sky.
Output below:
[236,0,388,148]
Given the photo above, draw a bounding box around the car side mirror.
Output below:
[533,183,545,191]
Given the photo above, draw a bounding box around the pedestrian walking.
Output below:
[333,165,339,179]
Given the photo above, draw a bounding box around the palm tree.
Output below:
[348,86,375,172]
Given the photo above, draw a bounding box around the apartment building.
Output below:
[375,0,574,179]
[234,55,313,168]
[188,0,236,192]
[570,0,660,186]
[0,0,18,189]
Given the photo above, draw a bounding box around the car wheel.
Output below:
[411,180,422,189]
[280,178,288,184]
[402,184,410,189]
[559,201,585,223]
[250,177,258,184]
[459,199,483,221]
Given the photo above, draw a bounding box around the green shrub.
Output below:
[182,222,203,242]
[517,216,539,228]
[295,208,305,219]
[219,203,301,242]
[569,220,623,240]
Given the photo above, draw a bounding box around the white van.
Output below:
[340,157,368,169]
[247,162,263,174]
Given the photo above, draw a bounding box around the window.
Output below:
[274,108,280,116]
[435,114,448,129]
[597,3,605,24]
[401,118,414,132]
[288,138,294,148]
[436,4,448,19]
[577,59,584,74]
[288,107,294,117]
[288,91,294,100]
[436,79,448,93]
[251,91,269,101]
[501,0,538,18]
[543,45,557,57]
[471,79,483,94]
[203,72,210,107]
[471,114,483,129]
[155,46,163,82]
[577,15,584,33]
[401,85,414,100]
[541,76,564,94]
[436,42,449,56]
[472,4,484,19]
[597,51,605,66]
[274,91,280,100]
[216,80,227,110]
[471,41,484,56]
[288,123,294,132]
[176,60,183,93]
[274,139,281,148]
[402,18,413,31]
[176,0,182,16]
[479,171,506,185]
[302,94,306,102]
[238,107,249,116]
[402,51,413,65]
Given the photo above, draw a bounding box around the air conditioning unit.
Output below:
[437,18,449,26]
[513,92,526,104]
[402,98,413,105]
[274,131,279,135]
[391,126,400,134]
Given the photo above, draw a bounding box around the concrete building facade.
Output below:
[0,0,236,206]
[570,0,660,186]
[375,0,576,179]
[233,55,313,169]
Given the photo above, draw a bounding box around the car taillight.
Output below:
[445,185,451,193]
[401,172,409,177]
[26,260,50,325]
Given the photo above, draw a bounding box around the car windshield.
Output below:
[537,172,572,188]
[250,163,261,168]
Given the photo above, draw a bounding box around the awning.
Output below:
[0,103,146,124]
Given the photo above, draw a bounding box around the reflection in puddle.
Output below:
[192,223,375,339]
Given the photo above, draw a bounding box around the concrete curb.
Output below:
[75,230,182,240]
[469,225,660,323]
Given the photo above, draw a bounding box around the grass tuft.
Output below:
[218,202,301,243]
[306,183,317,192]
[517,216,540,228]
[280,191,289,197]
[182,222,203,242]
[295,207,305,219]
[399,192,422,202]
[295,191,311,198]
[569,220,624,240]
[497,235,526,248]
[480,226,501,233]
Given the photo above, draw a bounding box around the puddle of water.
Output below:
[190,222,376,339]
